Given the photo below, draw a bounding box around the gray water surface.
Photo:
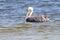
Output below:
[0,0,60,40]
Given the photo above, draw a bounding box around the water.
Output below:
[0,0,60,40]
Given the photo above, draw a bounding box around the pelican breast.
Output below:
[26,16,45,22]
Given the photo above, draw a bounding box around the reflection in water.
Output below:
[0,25,60,40]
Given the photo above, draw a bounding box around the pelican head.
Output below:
[28,7,33,13]
[26,7,33,19]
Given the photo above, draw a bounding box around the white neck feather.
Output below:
[26,7,33,19]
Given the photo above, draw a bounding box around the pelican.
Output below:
[25,7,50,22]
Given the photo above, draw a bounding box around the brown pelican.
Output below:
[25,7,50,22]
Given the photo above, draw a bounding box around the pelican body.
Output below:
[25,7,49,22]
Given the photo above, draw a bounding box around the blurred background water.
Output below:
[0,0,60,40]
